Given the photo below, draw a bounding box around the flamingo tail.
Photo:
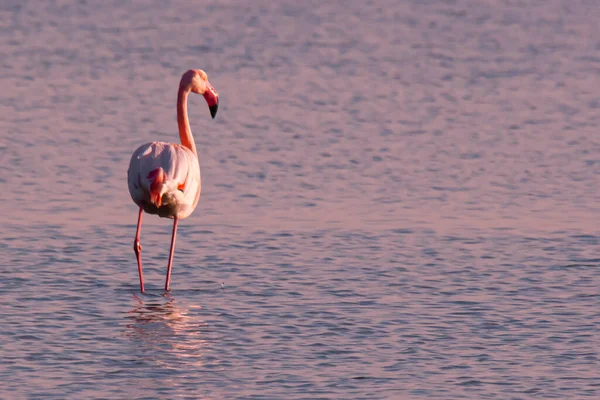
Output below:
[147,167,166,207]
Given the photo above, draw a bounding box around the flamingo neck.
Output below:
[177,86,197,155]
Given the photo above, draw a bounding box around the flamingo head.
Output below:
[181,69,219,119]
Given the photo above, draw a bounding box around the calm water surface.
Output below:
[2,1,600,399]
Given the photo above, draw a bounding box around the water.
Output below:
[2,0,600,398]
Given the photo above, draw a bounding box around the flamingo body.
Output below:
[128,141,201,219]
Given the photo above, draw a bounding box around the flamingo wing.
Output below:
[127,142,201,219]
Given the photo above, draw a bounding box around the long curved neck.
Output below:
[177,86,197,155]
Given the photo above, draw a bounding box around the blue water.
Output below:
[2,0,600,398]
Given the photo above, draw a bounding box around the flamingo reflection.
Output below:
[125,294,209,363]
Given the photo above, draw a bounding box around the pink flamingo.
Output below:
[127,69,219,292]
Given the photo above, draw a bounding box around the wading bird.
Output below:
[127,69,218,292]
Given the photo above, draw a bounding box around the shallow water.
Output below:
[2,0,600,399]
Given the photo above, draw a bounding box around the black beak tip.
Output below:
[209,103,218,119]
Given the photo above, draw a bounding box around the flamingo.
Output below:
[127,69,219,293]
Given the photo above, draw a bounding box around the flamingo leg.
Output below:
[164,217,179,291]
[134,206,145,293]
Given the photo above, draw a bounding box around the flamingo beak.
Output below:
[203,81,219,119]
[209,102,218,119]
